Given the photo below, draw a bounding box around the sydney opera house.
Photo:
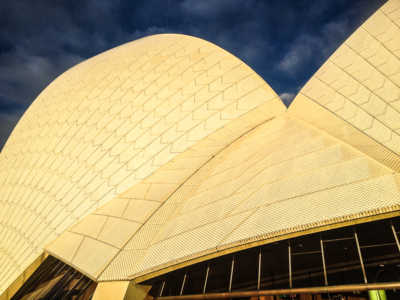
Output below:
[1,1,400,299]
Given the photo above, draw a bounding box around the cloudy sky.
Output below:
[0,0,385,150]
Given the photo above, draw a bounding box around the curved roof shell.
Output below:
[289,0,400,171]
[2,0,400,296]
[0,34,285,295]
[46,0,400,283]
[45,0,400,283]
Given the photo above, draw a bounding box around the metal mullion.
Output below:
[257,249,262,290]
[320,238,328,286]
[64,273,85,297]
[36,266,70,299]
[159,280,166,297]
[228,256,235,292]
[288,242,292,289]
[180,272,187,296]
[52,260,68,277]
[51,268,78,299]
[360,242,396,249]
[203,264,210,294]
[391,223,400,253]
[62,269,89,298]
[354,229,368,284]
[34,257,60,287]
[157,282,400,299]
[292,250,321,256]
[74,277,93,298]
[323,237,354,243]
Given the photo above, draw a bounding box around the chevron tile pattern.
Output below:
[2,0,400,297]
[0,34,284,295]
[290,0,400,171]
[96,117,399,281]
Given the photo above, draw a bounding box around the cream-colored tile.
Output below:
[46,231,83,262]
[97,217,141,248]
[70,214,108,239]
[123,199,160,223]
[96,197,129,218]
[72,237,119,278]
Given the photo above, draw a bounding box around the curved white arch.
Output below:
[0,33,285,295]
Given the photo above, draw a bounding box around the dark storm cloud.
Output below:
[180,0,257,18]
[0,0,385,150]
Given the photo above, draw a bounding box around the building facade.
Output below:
[1,0,400,299]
